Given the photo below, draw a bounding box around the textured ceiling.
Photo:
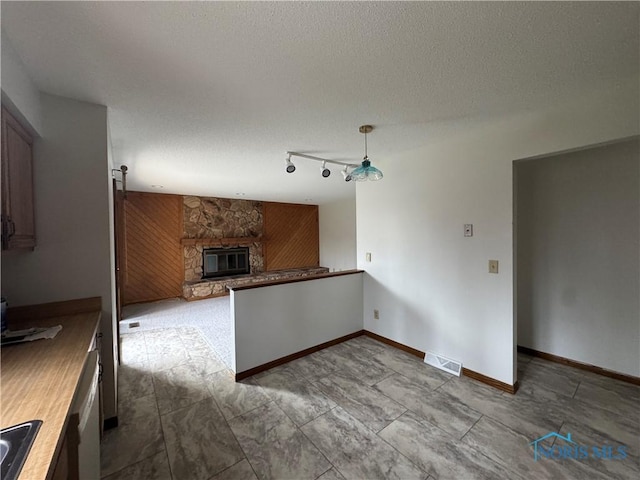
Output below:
[2,1,638,204]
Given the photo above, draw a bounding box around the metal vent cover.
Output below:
[424,352,462,376]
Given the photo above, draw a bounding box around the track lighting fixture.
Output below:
[321,161,331,178]
[285,124,383,182]
[285,152,358,181]
[285,155,296,173]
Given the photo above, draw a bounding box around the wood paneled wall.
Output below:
[263,202,319,271]
[118,195,321,304]
[121,192,183,305]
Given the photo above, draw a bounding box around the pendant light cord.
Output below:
[364,130,368,159]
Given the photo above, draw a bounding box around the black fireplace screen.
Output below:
[202,247,250,279]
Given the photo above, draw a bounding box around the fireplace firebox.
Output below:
[202,247,250,279]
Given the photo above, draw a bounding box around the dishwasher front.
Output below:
[72,349,100,479]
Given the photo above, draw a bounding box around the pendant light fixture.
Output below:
[350,125,383,181]
[285,124,383,182]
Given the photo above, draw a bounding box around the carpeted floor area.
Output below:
[121,296,234,368]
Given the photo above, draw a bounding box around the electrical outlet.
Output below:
[373,309,380,320]
[489,260,499,274]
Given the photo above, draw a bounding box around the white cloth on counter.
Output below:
[2,325,63,344]
[26,325,63,341]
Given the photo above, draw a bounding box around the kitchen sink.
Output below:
[0,420,42,480]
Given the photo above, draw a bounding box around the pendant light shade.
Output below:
[351,125,383,182]
[350,158,383,181]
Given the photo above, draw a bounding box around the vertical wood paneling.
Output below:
[122,192,183,304]
[263,202,319,271]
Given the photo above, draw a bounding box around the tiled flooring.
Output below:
[101,328,640,480]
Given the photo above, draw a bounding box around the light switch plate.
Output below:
[489,260,499,274]
[366,252,372,262]
[464,224,473,237]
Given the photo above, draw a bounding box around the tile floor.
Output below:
[101,327,640,480]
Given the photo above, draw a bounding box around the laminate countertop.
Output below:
[1,307,100,480]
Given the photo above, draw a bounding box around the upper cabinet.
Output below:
[1,107,36,250]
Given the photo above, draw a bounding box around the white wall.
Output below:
[1,33,42,135]
[319,198,357,272]
[232,273,363,373]
[1,93,117,418]
[516,138,639,376]
[357,84,639,385]
[106,112,119,407]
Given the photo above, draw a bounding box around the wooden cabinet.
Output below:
[1,107,35,250]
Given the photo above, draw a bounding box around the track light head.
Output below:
[321,161,331,178]
[285,155,296,173]
[341,166,352,182]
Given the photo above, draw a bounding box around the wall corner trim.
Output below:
[363,330,425,359]
[462,368,519,394]
[363,330,518,394]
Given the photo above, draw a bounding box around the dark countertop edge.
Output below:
[227,269,364,292]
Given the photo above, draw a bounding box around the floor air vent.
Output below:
[424,352,462,376]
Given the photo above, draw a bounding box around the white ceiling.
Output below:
[2,1,638,204]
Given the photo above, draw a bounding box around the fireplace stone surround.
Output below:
[182,195,328,300]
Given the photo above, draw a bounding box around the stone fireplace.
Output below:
[183,196,264,282]
[182,195,329,300]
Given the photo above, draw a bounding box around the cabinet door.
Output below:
[1,107,35,250]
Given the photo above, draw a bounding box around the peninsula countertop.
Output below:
[1,299,101,480]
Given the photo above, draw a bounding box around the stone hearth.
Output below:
[183,267,330,300]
